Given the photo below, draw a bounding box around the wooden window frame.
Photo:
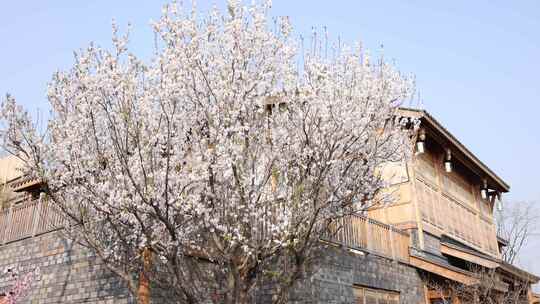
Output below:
[354,285,400,304]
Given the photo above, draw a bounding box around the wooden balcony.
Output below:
[0,197,64,244]
[0,194,410,265]
[324,214,410,262]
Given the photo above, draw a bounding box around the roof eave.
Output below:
[398,107,510,192]
[499,262,540,283]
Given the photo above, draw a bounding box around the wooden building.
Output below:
[367,108,539,303]
[0,108,537,303]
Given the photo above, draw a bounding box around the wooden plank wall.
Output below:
[413,152,499,258]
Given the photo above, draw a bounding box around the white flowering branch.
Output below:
[1,1,414,303]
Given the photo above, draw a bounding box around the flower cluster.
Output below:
[1,267,40,304]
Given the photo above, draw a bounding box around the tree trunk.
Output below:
[237,288,251,304]
[224,267,252,304]
[137,247,152,304]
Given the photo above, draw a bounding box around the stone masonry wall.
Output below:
[0,231,426,304]
[0,230,133,304]
[288,247,426,304]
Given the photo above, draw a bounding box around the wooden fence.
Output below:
[0,197,64,244]
[324,214,410,262]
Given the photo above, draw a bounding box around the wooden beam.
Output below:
[529,291,540,304]
[440,244,500,269]
[10,176,41,192]
[499,262,540,283]
[423,283,430,304]
[392,221,418,230]
[408,161,426,250]
[409,256,478,286]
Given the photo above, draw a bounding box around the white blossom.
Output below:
[1,1,414,303]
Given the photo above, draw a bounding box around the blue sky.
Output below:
[1,0,539,280]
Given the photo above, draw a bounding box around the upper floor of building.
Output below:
[368,108,509,260]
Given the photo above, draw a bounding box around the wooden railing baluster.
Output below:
[31,195,43,237]
[0,196,410,263]
[0,197,65,244]
[3,206,14,244]
[389,227,395,260]
[322,214,409,262]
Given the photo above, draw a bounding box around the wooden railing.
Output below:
[0,197,64,244]
[0,196,410,263]
[324,214,410,262]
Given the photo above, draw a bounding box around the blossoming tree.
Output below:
[1,1,415,303]
[0,267,40,304]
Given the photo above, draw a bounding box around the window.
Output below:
[354,286,400,304]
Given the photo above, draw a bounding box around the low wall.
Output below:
[288,247,425,304]
[0,231,132,303]
[0,232,425,304]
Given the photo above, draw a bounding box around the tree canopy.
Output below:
[1,1,415,303]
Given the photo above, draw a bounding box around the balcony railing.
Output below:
[0,195,410,264]
[0,197,64,244]
[324,214,410,262]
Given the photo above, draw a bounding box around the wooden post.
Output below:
[408,158,426,250]
[423,283,430,304]
[31,194,43,237]
[366,218,372,251]
[452,293,461,304]
[138,247,152,304]
[2,205,14,244]
[389,227,396,260]
[527,286,534,304]
[342,216,348,247]
[0,209,5,245]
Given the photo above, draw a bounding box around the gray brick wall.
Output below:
[0,232,426,304]
[260,247,425,304]
[305,247,425,303]
[0,231,133,304]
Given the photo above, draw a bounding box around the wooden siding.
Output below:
[370,179,415,221]
[413,150,499,258]
[369,148,500,259]
[0,155,23,184]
